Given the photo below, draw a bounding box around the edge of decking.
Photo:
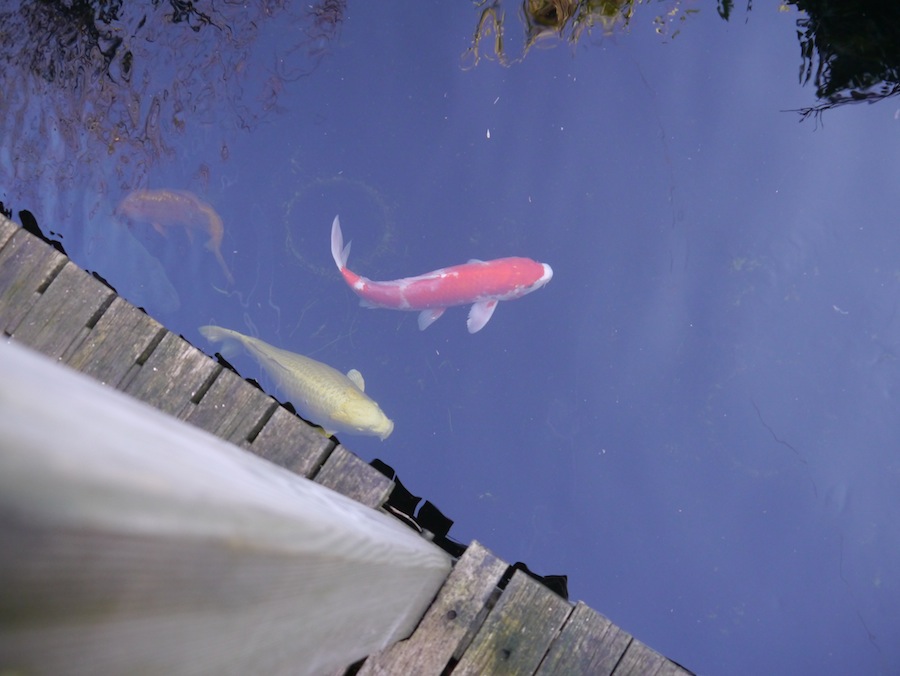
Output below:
[0,213,694,675]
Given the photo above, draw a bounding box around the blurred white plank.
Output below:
[0,338,451,676]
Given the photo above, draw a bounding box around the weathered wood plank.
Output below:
[0,227,68,335]
[315,444,393,508]
[653,661,693,676]
[242,404,334,478]
[11,261,115,359]
[184,366,279,445]
[0,215,16,247]
[123,332,219,417]
[65,297,166,387]
[357,541,508,675]
[613,638,689,676]
[536,601,632,675]
[453,569,572,676]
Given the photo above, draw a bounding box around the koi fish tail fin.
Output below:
[198,324,243,360]
[330,215,352,270]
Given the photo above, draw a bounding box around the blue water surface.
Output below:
[2,2,899,674]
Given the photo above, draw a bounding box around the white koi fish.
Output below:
[331,216,553,333]
[199,325,394,440]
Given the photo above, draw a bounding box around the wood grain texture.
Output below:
[535,601,631,675]
[123,331,218,416]
[0,226,68,335]
[184,365,279,444]
[614,638,692,675]
[453,569,572,676]
[12,262,115,359]
[242,404,335,477]
[0,214,16,247]
[357,541,508,675]
[315,443,393,508]
[65,296,166,387]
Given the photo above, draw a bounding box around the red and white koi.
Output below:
[330,216,553,333]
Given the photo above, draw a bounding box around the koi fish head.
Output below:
[495,258,553,300]
[534,262,554,289]
[333,390,395,440]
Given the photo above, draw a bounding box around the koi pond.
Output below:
[2,2,899,673]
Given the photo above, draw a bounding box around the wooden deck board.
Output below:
[183,366,279,445]
[242,404,334,477]
[65,297,166,387]
[614,638,676,675]
[0,228,68,335]
[356,541,508,675]
[0,215,16,247]
[13,262,115,359]
[535,601,632,675]
[123,331,219,417]
[453,569,573,675]
[315,444,394,508]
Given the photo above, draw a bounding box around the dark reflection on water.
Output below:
[0,0,344,313]
[0,1,344,194]
[466,1,900,121]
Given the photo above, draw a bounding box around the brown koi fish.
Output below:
[117,189,234,284]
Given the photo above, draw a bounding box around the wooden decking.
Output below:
[0,213,693,675]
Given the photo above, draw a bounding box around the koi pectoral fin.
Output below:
[346,368,366,391]
[467,300,498,333]
[418,308,446,330]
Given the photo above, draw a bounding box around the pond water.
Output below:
[2,2,899,674]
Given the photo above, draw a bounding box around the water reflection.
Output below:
[0,0,344,298]
[464,1,900,121]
